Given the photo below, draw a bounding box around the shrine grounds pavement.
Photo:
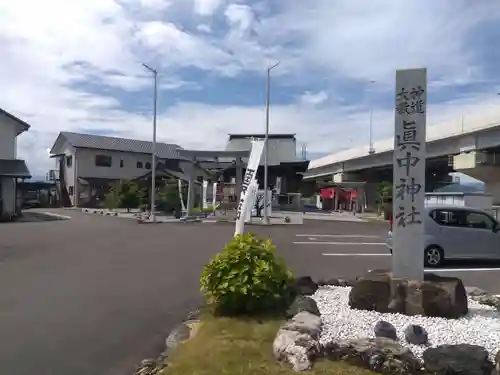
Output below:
[2,209,500,375]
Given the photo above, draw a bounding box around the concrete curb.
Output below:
[133,308,203,375]
[41,212,72,220]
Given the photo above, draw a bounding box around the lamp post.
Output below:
[142,63,158,222]
[263,61,280,224]
[368,80,375,154]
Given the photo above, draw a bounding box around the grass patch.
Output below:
[160,314,378,375]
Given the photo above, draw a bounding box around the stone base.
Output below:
[349,270,468,318]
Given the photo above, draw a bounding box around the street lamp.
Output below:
[142,63,158,222]
[368,80,376,154]
[263,61,280,224]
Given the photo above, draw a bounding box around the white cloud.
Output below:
[1,0,500,181]
[196,24,212,33]
[300,91,328,106]
[193,0,223,16]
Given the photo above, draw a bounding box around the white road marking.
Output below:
[293,241,386,246]
[296,234,381,238]
[323,253,390,256]
[425,268,500,272]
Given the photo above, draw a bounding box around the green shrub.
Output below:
[200,232,294,315]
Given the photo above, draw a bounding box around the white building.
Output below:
[49,132,188,207]
[0,108,31,220]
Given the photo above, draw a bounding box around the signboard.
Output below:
[392,68,427,281]
[234,139,265,236]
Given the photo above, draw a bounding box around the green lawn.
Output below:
[161,314,378,375]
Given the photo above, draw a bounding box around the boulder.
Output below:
[273,312,322,372]
[349,271,468,318]
[471,294,500,309]
[374,320,397,341]
[348,271,391,312]
[404,324,428,346]
[494,350,500,375]
[286,295,320,318]
[322,337,421,374]
[289,276,318,296]
[466,286,488,297]
[421,273,468,318]
[423,344,494,375]
[281,311,322,339]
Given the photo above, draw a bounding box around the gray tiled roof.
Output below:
[60,132,184,159]
[0,159,31,178]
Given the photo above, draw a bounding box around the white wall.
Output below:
[1,178,15,215]
[225,137,297,165]
[76,148,156,180]
[0,116,16,159]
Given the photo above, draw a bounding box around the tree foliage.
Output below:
[105,180,145,212]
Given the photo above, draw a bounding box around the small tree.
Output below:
[156,180,181,215]
[115,180,145,212]
[104,183,121,209]
[376,181,393,219]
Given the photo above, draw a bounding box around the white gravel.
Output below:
[313,286,500,360]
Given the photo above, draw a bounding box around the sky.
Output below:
[2,0,500,182]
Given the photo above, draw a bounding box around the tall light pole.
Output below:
[142,63,158,222]
[368,80,375,154]
[263,61,280,224]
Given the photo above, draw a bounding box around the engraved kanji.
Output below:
[395,177,422,202]
[395,205,422,227]
[396,120,420,151]
[397,152,420,176]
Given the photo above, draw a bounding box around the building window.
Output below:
[95,155,112,167]
[66,155,72,167]
[145,162,152,170]
[68,186,74,196]
[137,161,143,168]
[120,159,124,168]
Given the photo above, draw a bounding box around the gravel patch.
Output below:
[313,286,500,360]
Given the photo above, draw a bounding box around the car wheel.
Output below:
[424,246,444,268]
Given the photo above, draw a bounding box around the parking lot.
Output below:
[1,210,500,375]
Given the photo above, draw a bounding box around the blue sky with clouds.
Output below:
[2,0,500,181]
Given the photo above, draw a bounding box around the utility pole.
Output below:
[263,61,280,224]
[142,63,158,222]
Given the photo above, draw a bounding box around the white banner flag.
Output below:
[212,182,217,210]
[234,139,265,236]
[202,180,208,209]
[244,179,259,222]
[178,179,186,212]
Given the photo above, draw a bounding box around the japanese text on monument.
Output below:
[395,85,426,228]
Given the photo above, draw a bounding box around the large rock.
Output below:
[286,295,320,318]
[348,271,392,312]
[423,344,494,375]
[421,273,468,318]
[273,312,322,372]
[374,320,397,341]
[348,271,468,318]
[471,294,500,309]
[466,286,488,298]
[322,337,422,375]
[404,324,428,346]
[289,276,318,296]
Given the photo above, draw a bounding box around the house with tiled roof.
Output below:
[0,108,31,220]
[49,131,195,207]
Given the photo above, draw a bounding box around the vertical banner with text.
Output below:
[392,68,427,281]
[234,139,265,236]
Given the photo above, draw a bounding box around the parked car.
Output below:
[387,205,500,267]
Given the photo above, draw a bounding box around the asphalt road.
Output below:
[1,211,500,375]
